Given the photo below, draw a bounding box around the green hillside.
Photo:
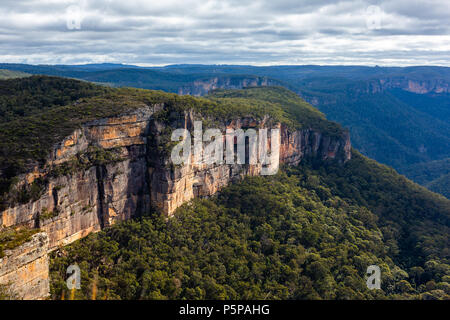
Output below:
[426,174,450,199]
[49,153,450,300]
[297,80,450,169]
[208,86,343,137]
[399,158,450,185]
[0,69,30,80]
[398,158,450,199]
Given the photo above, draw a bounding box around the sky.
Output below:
[0,0,449,66]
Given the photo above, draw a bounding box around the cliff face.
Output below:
[178,76,283,96]
[152,124,351,213]
[0,107,159,250]
[179,75,449,103]
[375,77,449,94]
[298,78,449,107]
[0,103,351,299]
[349,78,449,96]
[0,232,49,300]
[148,111,350,215]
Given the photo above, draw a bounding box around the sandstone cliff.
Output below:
[0,232,49,299]
[297,77,449,108]
[0,101,351,299]
[178,76,284,96]
[179,75,449,104]
[374,77,449,94]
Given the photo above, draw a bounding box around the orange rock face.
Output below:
[0,232,49,300]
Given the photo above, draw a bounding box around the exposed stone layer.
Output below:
[376,78,449,94]
[149,115,351,215]
[0,232,49,300]
[0,107,155,250]
[178,76,283,96]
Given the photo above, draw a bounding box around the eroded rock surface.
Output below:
[0,232,49,300]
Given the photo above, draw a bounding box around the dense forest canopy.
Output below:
[50,154,450,300]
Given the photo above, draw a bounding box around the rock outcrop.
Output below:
[0,232,49,300]
[0,107,157,251]
[375,77,449,94]
[349,78,449,96]
[298,77,449,107]
[178,76,284,96]
[0,102,351,299]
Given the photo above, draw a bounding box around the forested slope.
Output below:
[49,155,450,300]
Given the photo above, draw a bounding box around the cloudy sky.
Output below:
[0,0,449,66]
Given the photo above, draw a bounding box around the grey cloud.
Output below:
[382,0,450,20]
[0,0,448,66]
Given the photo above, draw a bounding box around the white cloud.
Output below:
[0,0,448,66]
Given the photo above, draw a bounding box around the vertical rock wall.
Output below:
[0,232,49,300]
